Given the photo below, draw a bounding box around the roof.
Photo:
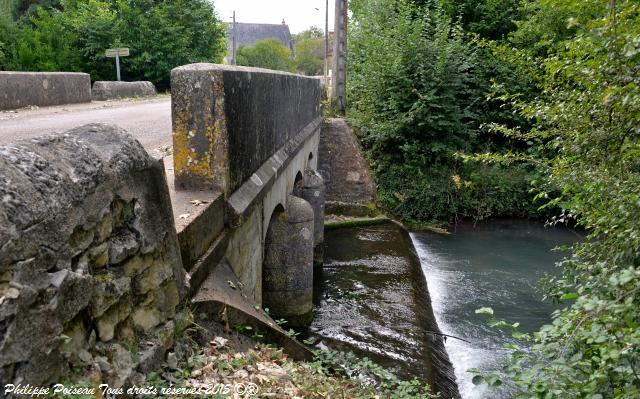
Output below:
[226,23,293,54]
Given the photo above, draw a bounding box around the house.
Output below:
[225,20,293,64]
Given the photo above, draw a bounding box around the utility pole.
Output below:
[232,11,237,65]
[332,0,347,113]
[324,0,329,92]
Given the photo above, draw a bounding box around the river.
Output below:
[310,218,578,398]
[411,219,579,398]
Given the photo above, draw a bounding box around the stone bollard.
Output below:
[263,195,315,327]
[293,169,325,266]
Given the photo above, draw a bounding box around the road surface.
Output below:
[0,96,172,154]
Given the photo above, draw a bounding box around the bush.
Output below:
[294,27,325,76]
[1,0,226,89]
[348,0,534,223]
[236,38,295,72]
[473,1,640,396]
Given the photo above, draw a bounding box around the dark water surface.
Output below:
[309,221,460,398]
[411,219,579,398]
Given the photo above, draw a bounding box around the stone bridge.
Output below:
[0,64,324,385]
[171,64,325,325]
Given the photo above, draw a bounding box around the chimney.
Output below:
[282,19,286,25]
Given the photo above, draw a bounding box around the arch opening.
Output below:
[307,152,314,169]
[294,170,304,190]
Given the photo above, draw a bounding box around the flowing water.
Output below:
[308,221,460,398]
[411,219,580,398]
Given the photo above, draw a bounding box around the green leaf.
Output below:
[560,292,578,300]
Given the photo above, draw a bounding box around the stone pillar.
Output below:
[263,195,314,327]
[171,64,230,193]
[294,169,325,266]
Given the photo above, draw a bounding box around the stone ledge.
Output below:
[0,71,91,110]
[227,118,322,225]
[164,156,225,271]
[92,81,157,101]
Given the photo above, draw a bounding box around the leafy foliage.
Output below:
[236,38,295,72]
[348,0,537,223]
[469,0,640,396]
[439,0,521,40]
[0,0,226,88]
[293,27,325,76]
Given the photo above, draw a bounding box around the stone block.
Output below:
[97,299,133,342]
[0,123,185,384]
[91,81,157,101]
[0,71,91,110]
[109,230,139,264]
[91,276,131,318]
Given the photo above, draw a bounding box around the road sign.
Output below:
[105,48,130,81]
[105,48,130,57]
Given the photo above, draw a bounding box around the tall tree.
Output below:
[294,27,325,76]
[236,38,295,72]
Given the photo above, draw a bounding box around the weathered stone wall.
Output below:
[225,121,321,303]
[92,81,157,101]
[0,124,184,386]
[0,72,91,110]
[318,118,377,215]
[171,64,322,194]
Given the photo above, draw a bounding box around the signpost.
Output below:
[105,48,130,81]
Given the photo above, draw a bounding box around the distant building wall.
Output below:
[0,72,91,110]
[225,22,293,63]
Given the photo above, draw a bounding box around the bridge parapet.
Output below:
[171,64,322,195]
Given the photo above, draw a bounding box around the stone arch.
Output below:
[293,170,304,190]
[307,152,314,169]
[265,203,285,232]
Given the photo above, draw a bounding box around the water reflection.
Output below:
[411,219,579,399]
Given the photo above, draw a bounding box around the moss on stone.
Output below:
[324,216,389,230]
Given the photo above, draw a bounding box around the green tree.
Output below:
[439,0,521,40]
[62,0,226,88]
[0,0,226,88]
[236,38,295,72]
[294,27,325,75]
[348,0,538,223]
[9,7,81,71]
[472,0,640,396]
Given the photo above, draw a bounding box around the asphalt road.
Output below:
[0,96,172,153]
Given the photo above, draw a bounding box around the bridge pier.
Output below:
[263,195,315,327]
[294,169,326,266]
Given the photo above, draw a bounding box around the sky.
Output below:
[212,0,335,34]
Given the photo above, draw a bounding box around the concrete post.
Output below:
[294,169,325,266]
[332,0,348,113]
[263,195,315,327]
